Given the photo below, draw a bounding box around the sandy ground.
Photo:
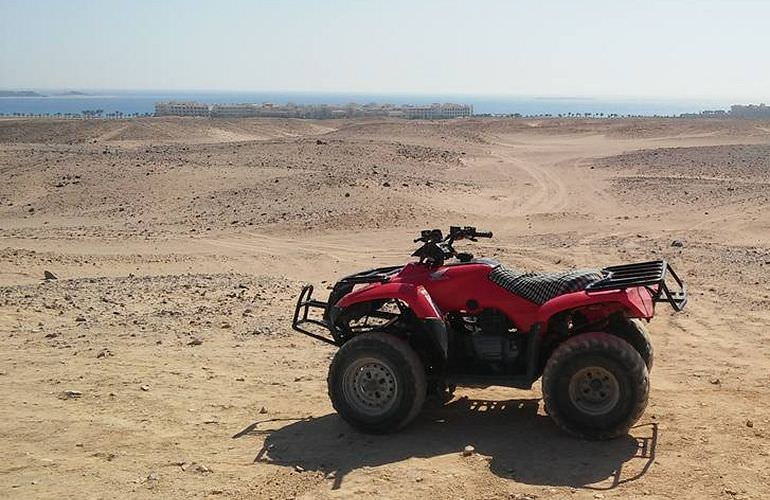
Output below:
[1,116,769,499]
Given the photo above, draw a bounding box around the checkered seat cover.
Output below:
[488,266,604,305]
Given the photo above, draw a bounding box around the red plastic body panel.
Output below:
[335,261,655,332]
[336,281,442,319]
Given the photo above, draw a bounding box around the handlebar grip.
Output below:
[475,231,493,238]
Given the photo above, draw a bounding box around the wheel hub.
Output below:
[342,358,398,416]
[568,366,620,416]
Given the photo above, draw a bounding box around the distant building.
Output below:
[680,103,770,120]
[154,101,209,117]
[210,103,258,118]
[403,103,473,119]
[154,100,474,119]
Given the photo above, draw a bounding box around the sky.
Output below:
[1,0,769,100]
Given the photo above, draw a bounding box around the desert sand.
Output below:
[1,116,769,499]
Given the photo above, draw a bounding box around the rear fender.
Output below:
[333,282,448,359]
[535,286,654,325]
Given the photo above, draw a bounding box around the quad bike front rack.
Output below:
[586,260,688,312]
[292,285,338,345]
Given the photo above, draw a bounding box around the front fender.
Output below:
[336,282,442,319]
[333,282,448,359]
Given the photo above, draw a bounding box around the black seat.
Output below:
[488,266,604,305]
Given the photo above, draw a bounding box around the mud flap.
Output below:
[418,318,448,360]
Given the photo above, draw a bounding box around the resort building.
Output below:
[403,103,473,119]
[209,103,259,118]
[154,100,473,120]
[154,101,209,117]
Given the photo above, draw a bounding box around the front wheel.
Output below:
[328,333,426,433]
[542,332,649,440]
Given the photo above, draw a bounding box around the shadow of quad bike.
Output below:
[234,396,657,491]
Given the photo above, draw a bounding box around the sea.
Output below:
[0,90,732,117]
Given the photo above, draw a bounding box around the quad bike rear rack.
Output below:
[586,260,688,312]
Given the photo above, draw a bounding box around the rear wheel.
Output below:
[614,318,654,371]
[328,333,426,433]
[542,332,649,440]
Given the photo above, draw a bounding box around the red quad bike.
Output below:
[292,226,687,439]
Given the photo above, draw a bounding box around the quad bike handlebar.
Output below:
[412,226,493,265]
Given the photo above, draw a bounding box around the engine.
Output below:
[449,308,524,375]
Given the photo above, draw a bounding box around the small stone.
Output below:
[594,494,605,499]
[462,445,475,457]
[59,390,82,400]
[259,406,268,414]
[235,377,245,382]
[146,472,158,482]
[415,476,423,482]
[294,465,305,472]
[193,463,212,473]
[344,193,350,198]
[671,239,685,247]
[382,182,391,187]
[43,270,58,280]
[188,337,204,346]
[709,377,721,385]
[747,420,754,428]
[75,316,86,322]
[140,385,150,391]
[325,471,336,480]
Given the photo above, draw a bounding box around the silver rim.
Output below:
[568,366,620,416]
[342,357,399,417]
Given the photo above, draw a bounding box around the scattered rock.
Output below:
[146,472,158,482]
[709,377,721,385]
[259,406,268,414]
[294,465,305,472]
[462,445,475,457]
[325,471,336,480]
[140,385,150,391]
[96,349,112,359]
[43,270,58,280]
[59,390,82,400]
[746,419,754,428]
[75,315,86,322]
[671,239,685,247]
[188,337,204,346]
[191,463,212,473]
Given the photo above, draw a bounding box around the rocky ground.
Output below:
[1,117,769,499]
